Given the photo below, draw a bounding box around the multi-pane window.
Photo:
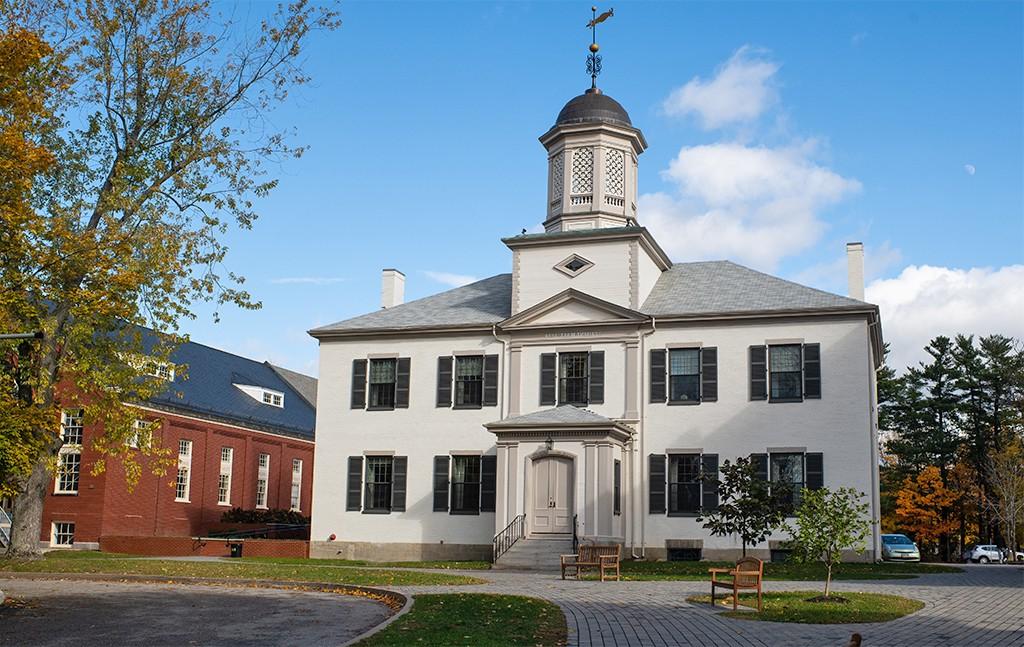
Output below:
[769,345,803,400]
[256,453,270,508]
[52,522,75,546]
[290,458,303,511]
[368,359,397,409]
[450,456,482,514]
[669,349,701,402]
[262,391,284,407]
[175,440,192,501]
[127,419,153,449]
[668,454,702,514]
[365,456,394,512]
[56,409,83,494]
[454,356,483,407]
[56,452,81,494]
[60,409,84,444]
[770,453,805,509]
[559,352,589,406]
[218,447,233,505]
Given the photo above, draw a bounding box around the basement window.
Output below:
[52,522,75,546]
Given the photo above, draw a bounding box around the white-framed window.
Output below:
[144,360,175,381]
[175,439,192,502]
[126,418,153,449]
[255,453,270,509]
[218,446,234,505]
[290,458,303,511]
[261,390,284,407]
[55,409,84,494]
[51,521,75,546]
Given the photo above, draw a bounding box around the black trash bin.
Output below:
[229,542,243,558]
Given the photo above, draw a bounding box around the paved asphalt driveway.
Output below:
[0,579,392,647]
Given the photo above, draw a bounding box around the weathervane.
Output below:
[586,6,614,90]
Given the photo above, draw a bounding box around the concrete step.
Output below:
[493,537,574,571]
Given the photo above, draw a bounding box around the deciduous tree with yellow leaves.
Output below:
[1,0,339,557]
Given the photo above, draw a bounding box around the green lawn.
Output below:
[620,560,962,581]
[358,594,567,647]
[687,591,925,623]
[0,552,485,587]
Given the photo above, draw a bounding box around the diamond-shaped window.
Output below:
[555,254,594,278]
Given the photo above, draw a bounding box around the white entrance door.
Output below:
[532,457,573,534]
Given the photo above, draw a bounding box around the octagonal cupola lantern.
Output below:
[539,9,647,233]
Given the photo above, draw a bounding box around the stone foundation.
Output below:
[639,545,876,563]
[310,540,491,562]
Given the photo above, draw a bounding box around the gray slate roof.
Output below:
[311,261,867,335]
[488,405,613,426]
[269,363,318,408]
[311,274,512,333]
[640,261,867,316]
[144,334,317,440]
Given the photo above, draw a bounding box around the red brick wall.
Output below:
[99,535,309,558]
[41,408,314,544]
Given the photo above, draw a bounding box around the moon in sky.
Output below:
[964,164,976,176]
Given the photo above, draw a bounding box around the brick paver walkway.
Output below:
[401,564,1024,647]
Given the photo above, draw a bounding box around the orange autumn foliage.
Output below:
[895,466,959,555]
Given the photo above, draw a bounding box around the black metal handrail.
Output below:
[492,514,525,562]
[572,514,579,553]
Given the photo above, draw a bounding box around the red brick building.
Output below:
[39,338,316,549]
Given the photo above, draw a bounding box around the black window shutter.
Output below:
[351,359,367,409]
[701,454,720,512]
[395,358,411,408]
[649,454,666,514]
[751,453,769,481]
[540,353,556,406]
[650,349,667,403]
[391,456,407,512]
[806,453,824,490]
[613,460,621,515]
[436,356,453,408]
[701,347,718,402]
[480,455,497,512]
[432,455,450,512]
[346,456,363,511]
[483,354,499,406]
[749,346,767,401]
[803,343,821,399]
[588,351,604,404]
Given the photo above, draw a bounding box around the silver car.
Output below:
[881,534,921,562]
[962,544,1005,564]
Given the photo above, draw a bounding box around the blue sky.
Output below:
[187,1,1023,375]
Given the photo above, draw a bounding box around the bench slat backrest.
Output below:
[579,544,621,562]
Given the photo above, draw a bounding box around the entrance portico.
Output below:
[486,406,634,544]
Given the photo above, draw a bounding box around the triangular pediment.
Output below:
[500,289,648,329]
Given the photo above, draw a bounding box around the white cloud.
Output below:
[964,164,976,176]
[662,46,780,129]
[791,241,903,292]
[866,264,1024,371]
[423,271,479,288]
[271,276,346,285]
[641,142,861,269]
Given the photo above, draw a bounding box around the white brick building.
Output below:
[308,85,883,564]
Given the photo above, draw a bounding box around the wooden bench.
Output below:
[709,557,764,611]
[560,543,621,581]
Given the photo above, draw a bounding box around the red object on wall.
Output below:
[40,407,314,546]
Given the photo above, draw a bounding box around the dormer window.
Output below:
[234,383,285,408]
[554,254,594,278]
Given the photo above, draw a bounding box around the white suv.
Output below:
[963,544,1004,564]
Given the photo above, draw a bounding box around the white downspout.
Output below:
[633,316,656,559]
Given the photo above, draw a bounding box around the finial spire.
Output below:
[586,6,614,91]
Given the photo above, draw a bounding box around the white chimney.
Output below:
[846,242,865,301]
[381,269,405,309]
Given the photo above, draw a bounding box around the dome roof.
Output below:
[555,90,632,128]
